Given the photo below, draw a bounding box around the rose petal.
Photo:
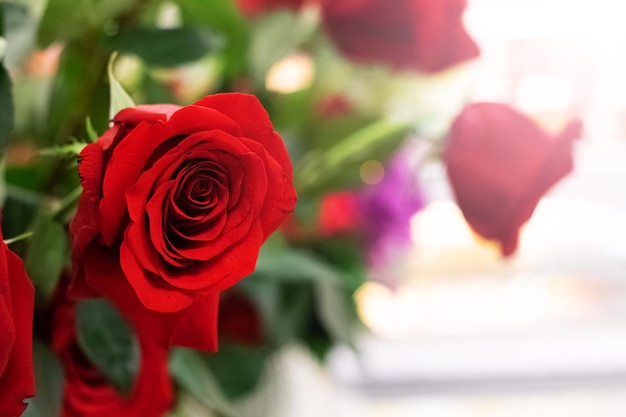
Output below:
[121,239,196,312]
[194,93,293,178]
[0,249,35,415]
[83,244,219,350]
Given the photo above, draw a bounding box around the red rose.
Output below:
[444,103,582,256]
[320,0,480,72]
[70,93,297,350]
[51,298,172,417]
[0,231,35,416]
[236,0,303,17]
[218,290,263,346]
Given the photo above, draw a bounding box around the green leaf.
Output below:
[169,348,238,417]
[22,339,64,417]
[85,117,98,142]
[174,0,248,77]
[295,118,410,195]
[106,27,222,68]
[2,2,36,68]
[24,212,67,301]
[202,343,267,400]
[0,36,6,61]
[37,0,134,47]
[253,241,342,284]
[108,51,135,119]
[314,281,357,349]
[76,298,140,396]
[46,42,110,145]
[0,63,14,154]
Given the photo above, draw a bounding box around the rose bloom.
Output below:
[51,297,172,417]
[444,103,582,256]
[236,0,303,17]
[0,229,35,416]
[70,93,297,350]
[319,0,479,72]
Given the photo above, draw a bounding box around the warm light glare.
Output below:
[359,160,385,185]
[265,53,314,94]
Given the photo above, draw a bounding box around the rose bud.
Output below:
[0,228,35,416]
[444,102,582,256]
[319,0,480,72]
[51,298,172,417]
[70,93,297,350]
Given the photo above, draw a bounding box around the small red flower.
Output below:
[317,191,361,237]
[444,103,582,256]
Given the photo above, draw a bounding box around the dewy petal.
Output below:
[82,244,218,350]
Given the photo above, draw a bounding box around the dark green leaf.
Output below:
[169,348,238,417]
[24,213,67,302]
[106,27,222,68]
[22,339,64,417]
[0,63,14,154]
[203,343,267,400]
[46,42,110,145]
[76,298,140,396]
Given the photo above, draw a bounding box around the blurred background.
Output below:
[321,1,626,416]
[4,0,626,416]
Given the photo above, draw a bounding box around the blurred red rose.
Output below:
[319,0,479,72]
[444,103,582,256]
[0,232,35,416]
[218,290,263,346]
[236,0,303,17]
[69,93,296,350]
[317,191,361,236]
[51,298,172,417]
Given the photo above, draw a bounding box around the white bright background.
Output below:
[255,1,626,417]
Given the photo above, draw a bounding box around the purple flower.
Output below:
[359,143,425,286]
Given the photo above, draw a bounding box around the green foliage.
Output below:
[24,211,68,302]
[38,0,135,46]
[108,51,136,118]
[169,348,238,417]
[76,299,141,396]
[202,343,267,400]
[22,340,64,417]
[0,63,13,155]
[107,27,222,68]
